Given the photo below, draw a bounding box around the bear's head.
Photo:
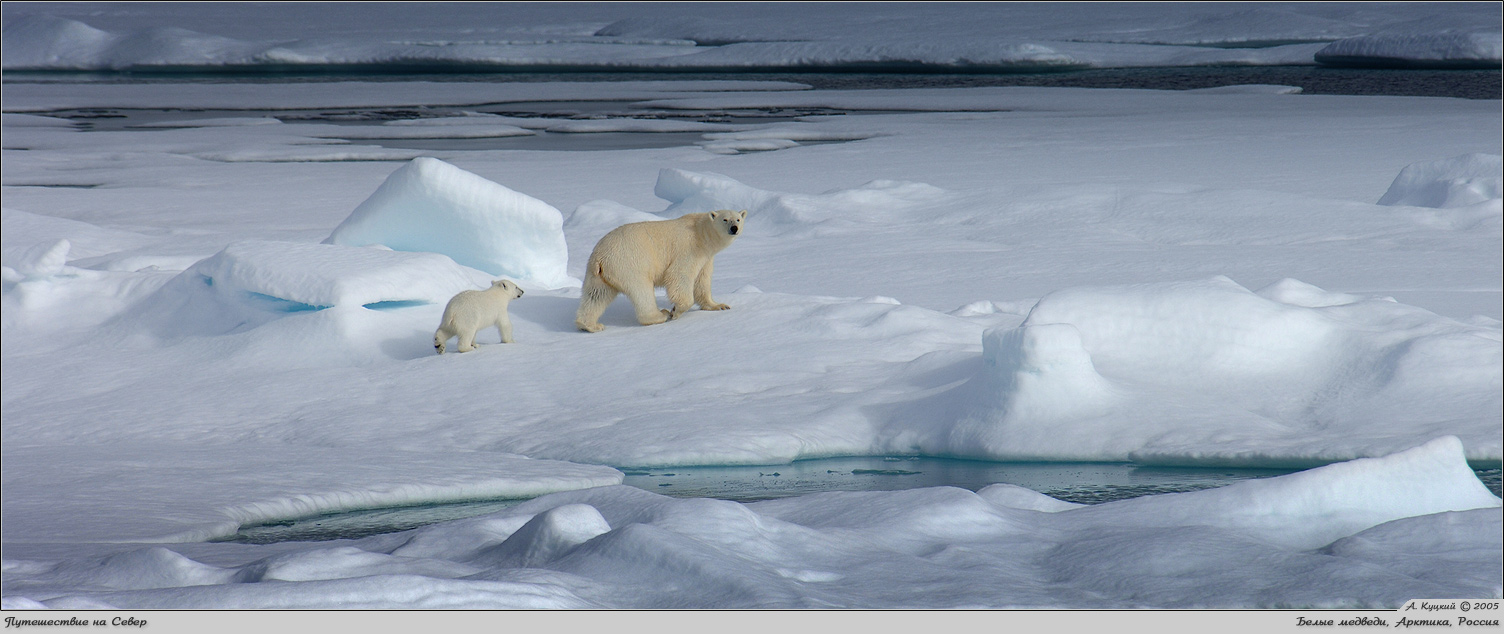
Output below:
[491,278,524,299]
[710,209,748,237]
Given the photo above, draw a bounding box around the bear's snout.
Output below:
[729,226,739,235]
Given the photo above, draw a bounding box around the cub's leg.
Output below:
[694,259,729,311]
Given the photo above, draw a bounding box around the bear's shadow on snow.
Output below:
[509,294,663,333]
[381,328,446,361]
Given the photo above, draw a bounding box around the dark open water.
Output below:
[6,67,1500,99]
[224,459,1502,544]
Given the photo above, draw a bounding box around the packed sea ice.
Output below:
[1,7,1500,608]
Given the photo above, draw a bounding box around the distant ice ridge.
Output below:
[5,5,1499,72]
[897,276,1503,464]
[325,158,574,289]
[653,168,950,231]
[1317,30,1503,68]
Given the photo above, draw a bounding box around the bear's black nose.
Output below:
[729,226,739,235]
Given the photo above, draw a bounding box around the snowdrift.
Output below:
[115,240,490,343]
[904,277,1503,464]
[325,158,573,289]
[1378,153,1503,209]
[4,437,1496,608]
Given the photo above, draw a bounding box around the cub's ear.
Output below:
[737,210,747,220]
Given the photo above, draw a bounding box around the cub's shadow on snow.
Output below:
[382,294,656,361]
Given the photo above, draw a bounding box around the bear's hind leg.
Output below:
[575,273,618,333]
[456,328,478,353]
[434,327,452,354]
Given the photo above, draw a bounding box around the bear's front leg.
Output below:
[621,281,669,326]
[694,260,729,311]
[664,276,696,320]
[498,318,515,344]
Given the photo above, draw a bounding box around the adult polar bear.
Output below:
[576,209,746,332]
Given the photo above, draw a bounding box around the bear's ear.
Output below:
[737,210,747,220]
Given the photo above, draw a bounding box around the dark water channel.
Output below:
[223,457,1502,545]
[9,67,1500,99]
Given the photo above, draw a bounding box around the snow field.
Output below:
[2,75,1500,608]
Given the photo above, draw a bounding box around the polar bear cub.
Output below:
[576,209,746,332]
[435,279,524,354]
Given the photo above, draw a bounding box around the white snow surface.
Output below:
[2,72,1500,609]
[2,4,1499,71]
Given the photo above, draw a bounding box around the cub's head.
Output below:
[710,209,748,237]
[491,279,523,299]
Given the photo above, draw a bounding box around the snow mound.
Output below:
[1378,153,1503,209]
[3,238,71,281]
[654,168,949,231]
[911,276,1502,463]
[0,15,263,71]
[474,504,612,568]
[120,240,489,339]
[1316,30,1503,69]
[1072,436,1500,550]
[325,158,573,289]
[564,199,667,238]
[0,15,118,69]
[2,439,1497,608]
